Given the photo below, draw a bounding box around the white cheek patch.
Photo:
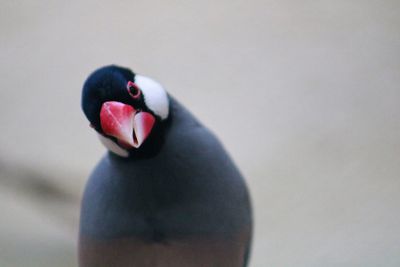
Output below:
[97,134,129,157]
[135,75,169,120]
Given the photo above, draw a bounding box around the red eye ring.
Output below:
[127,81,141,99]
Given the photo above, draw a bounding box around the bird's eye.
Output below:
[127,81,141,99]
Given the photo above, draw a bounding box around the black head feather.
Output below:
[81,65,170,158]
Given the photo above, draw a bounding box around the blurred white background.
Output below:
[1,1,399,266]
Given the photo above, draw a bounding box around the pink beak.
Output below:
[100,101,155,148]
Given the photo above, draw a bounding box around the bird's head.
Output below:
[81,65,170,157]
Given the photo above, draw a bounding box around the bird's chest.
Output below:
[101,182,239,241]
[79,182,249,267]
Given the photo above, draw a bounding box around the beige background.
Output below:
[1,1,400,266]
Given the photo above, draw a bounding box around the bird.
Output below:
[79,65,252,267]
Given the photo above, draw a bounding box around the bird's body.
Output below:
[79,66,252,267]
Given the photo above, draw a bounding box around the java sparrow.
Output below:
[79,65,252,267]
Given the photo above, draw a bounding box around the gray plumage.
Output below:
[79,97,252,267]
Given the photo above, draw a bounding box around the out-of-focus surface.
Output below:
[1,1,399,266]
